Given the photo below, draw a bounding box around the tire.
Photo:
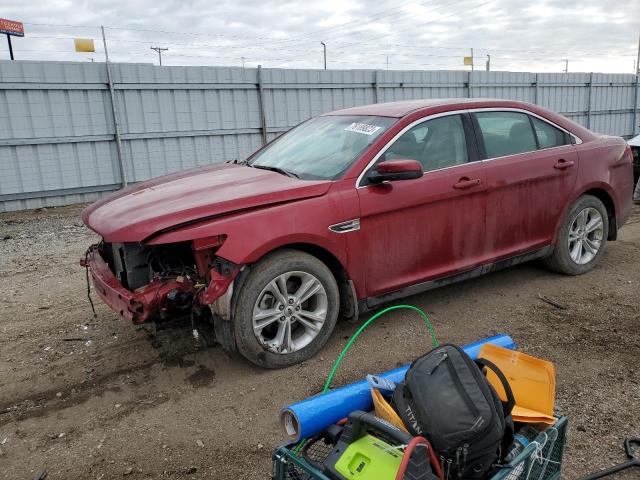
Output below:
[233,249,340,368]
[543,195,609,275]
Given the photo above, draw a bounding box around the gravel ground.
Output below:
[0,204,638,479]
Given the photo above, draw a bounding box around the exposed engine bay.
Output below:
[99,241,202,321]
[86,239,239,326]
[102,242,197,292]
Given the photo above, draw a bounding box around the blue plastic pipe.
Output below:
[279,334,516,442]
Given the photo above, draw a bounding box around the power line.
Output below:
[23,0,483,50]
[22,14,636,56]
[23,33,638,61]
[4,47,583,65]
[8,32,626,70]
[15,17,639,73]
[21,20,637,59]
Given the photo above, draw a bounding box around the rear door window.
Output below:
[530,116,571,149]
[474,111,537,159]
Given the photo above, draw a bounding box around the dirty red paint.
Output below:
[82,98,633,324]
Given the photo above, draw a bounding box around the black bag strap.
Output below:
[393,382,421,436]
[475,358,515,416]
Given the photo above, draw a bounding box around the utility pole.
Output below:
[470,47,474,71]
[241,56,245,68]
[320,41,326,69]
[101,26,128,188]
[386,55,389,70]
[150,46,168,66]
[636,32,640,74]
[563,58,568,73]
[485,54,490,72]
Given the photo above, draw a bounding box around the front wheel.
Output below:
[544,195,609,275]
[233,249,340,368]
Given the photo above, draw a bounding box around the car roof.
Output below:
[325,98,533,118]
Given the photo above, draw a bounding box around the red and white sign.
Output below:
[0,18,24,37]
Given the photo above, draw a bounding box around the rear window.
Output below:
[531,116,571,149]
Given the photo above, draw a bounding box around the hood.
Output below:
[82,163,331,242]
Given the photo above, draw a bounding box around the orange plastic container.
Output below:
[479,344,556,425]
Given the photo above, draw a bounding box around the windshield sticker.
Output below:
[344,123,382,135]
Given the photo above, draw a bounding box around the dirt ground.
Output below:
[0,204,638,480]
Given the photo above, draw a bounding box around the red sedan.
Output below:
[82,98,634,368]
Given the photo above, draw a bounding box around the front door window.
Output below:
[382,114,469,172]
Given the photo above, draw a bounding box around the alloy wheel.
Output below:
[567,207,604,265]
[252,271,328,354]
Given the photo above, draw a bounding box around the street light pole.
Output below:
[320,41,326,70]
[150,46,168,66]
[6,34,14,60]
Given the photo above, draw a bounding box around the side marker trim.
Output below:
[329,219,361,234]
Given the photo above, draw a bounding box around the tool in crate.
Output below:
[273,417,567,480]
[274,306,566,480]
[320,411,442,480]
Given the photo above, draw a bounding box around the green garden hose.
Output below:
[322,304,438,392]
[294,304,438,453]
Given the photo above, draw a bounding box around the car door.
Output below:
[472,109,579,259]
[351,112,489,298]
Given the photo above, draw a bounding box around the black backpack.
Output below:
[393,344,515,479]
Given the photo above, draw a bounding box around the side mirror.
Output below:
[367,159,423,183]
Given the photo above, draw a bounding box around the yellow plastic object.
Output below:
[371,388,408,433]
[479,344,556,425]
[74,38,95,52]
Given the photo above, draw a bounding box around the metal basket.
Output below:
[272,416,567,480]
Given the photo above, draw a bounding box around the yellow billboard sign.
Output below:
[74,38,95,53]
[463,56,473,66]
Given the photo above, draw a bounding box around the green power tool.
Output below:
[323,411,438,480]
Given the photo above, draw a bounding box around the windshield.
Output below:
[248,115,396,180]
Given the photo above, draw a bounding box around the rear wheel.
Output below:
[233,249,340,368]
[544,195,608,275]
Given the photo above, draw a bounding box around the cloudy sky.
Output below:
[1,0,639,73]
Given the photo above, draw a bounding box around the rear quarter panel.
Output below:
[572,135,633,229]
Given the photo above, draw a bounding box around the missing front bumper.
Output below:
[82,247,240,324]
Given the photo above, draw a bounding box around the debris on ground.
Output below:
[537,293,568,310]
[0,204,638,478]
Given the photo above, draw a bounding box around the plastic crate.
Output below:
[272,416,567,480]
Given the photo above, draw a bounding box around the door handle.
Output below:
[554,159,575,170]
[453,177,481,189]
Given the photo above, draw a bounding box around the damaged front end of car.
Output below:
[81,235,241,326]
